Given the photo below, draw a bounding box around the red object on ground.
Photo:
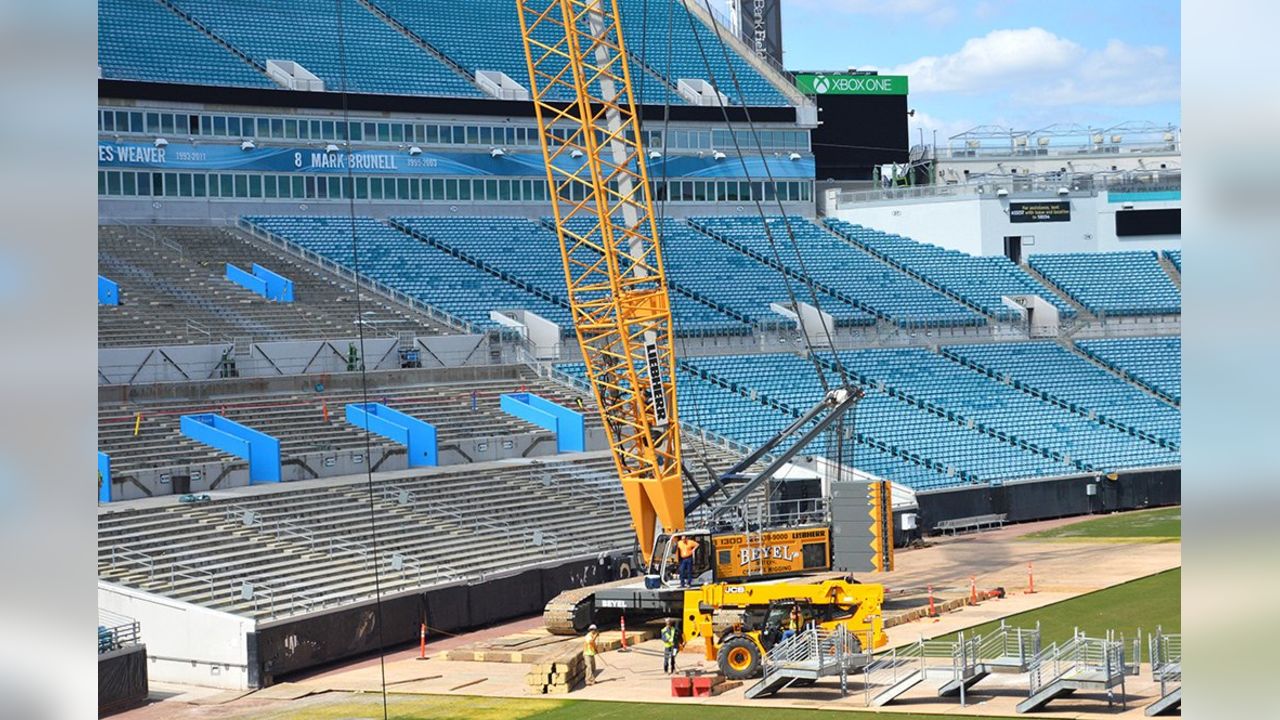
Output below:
[692,676,716,697]
[619,615,628,651]
[418,623,426,659]
[970,576,978,605]
[1026,562,1037,594]
[927,584,937,617]
[671,676,693,697]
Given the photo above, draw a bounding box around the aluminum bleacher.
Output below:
[99,0,273,87]
[823,218,1075,321]
[942,341,1180,447]
[98,225,449,348]
[98,423,753,621]
[1028,251,1181,316]
[166,0,482,97]
[690,216,986,327]
[97,372,587,478]
[98,226,444,347]
[1076,336,1182,405]
[97,453,632,620]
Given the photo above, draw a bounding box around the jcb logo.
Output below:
[725,586,747,594]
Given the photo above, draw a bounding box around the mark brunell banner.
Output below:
[97,141,815,179]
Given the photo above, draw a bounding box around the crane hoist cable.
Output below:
[681,0,862,474]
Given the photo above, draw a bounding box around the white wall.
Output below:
[99,582,258,690]
[978,196,1098,255]
[832,197,984,255]
[1093,193,1181,251]
[834,193,1180,257]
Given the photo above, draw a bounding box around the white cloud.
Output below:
[906,111,979,146]
[879,28,1179,109]
[1029,40,1180,107]
[886,28,1083,93]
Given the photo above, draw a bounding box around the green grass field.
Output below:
[1019,506,1180,541]
[246,694,976,720]
[936,567,1180,645]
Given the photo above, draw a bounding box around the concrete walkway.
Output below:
[117,512,1181,719]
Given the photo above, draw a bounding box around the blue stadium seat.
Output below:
[818,348,1180,473]
[243,216,570,331]
[690,216,986,327]
[1077,336,1181,405]
[168,0,483,97]
[99,0,274,88]
[823,218,1076,321]
[390,216,750,337]
[1164,249,1181,272]
[1028,251,1180,315]
[942,341,1180,447]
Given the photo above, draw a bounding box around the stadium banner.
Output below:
[795,73,908,95]
[97,142,814,179]
[1009,200,1072,223]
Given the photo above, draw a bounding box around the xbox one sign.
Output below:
[796,73,908,96]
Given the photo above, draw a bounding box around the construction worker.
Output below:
[661,619,679,674]
[781,605,802,642]
[676,535,699,588]
[583,624,600,685]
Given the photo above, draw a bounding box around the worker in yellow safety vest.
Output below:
[661,618,679,674]
[676,536,700,588]
[583,624,600,685]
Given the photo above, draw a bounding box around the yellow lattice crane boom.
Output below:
[517,0,684,563]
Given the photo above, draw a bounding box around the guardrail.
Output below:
[98,609,141,653]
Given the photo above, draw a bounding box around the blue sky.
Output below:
[777,0,1180,143]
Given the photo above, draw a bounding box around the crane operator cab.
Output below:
[645,529,714,589]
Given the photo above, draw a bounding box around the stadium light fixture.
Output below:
[408,146,423,156]
[712,150,727,161]
[648,150,663,159]
[788,152,802,161]
[154,137,169,148]
[1121,202,1135,209]
[570,149,584,159]
[240,140,256,151]
[490,147,506,158]
[995,188,1009,198]
[1057,187,1069,196]
[324,143,340,154]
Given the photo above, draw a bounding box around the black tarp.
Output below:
[98,644,148,717]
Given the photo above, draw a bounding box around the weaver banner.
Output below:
[97,142,815,179]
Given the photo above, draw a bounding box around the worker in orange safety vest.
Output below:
[676,536,700,588]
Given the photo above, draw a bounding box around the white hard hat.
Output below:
[588,624,598,630]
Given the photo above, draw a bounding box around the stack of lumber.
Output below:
[442,626,660,664]
[525,646,584,694]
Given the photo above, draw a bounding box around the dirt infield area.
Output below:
[119,507,1182,720]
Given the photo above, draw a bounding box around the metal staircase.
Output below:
[939,621,1041,697]
[1145,627,1181,715]
[863,622,1040,707]
[1017,631,1130,713]
[744,625,872,699]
